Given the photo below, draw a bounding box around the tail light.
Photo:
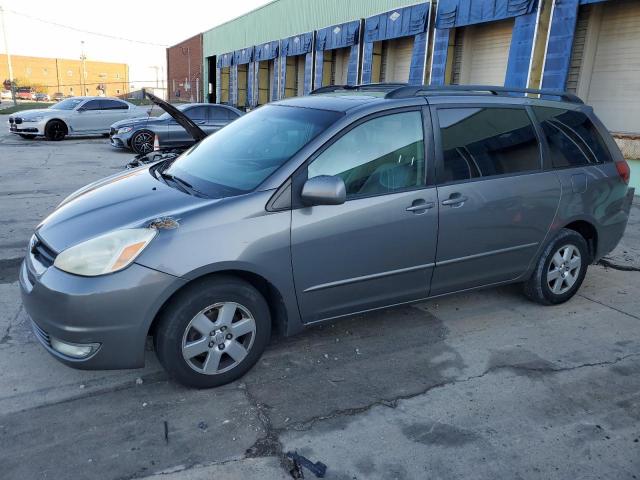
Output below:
[153,134,160,152]
[615,160,630,185]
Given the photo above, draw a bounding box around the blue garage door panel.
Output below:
[436,0,537,28]
[217,52,233,68]
[279,32,313,99]
[216,68,221,104]
[255,41,279,61]
[541,0,580,90]
[505,12,538,88]
[234,47,254,66]
[315,20,361,88]
[361,2,431,85]
[253,41,279,107]
[430,28,451,85]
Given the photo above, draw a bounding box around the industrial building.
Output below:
[191,0,638,190]
[0,54,129,98]
[166,34,203,102]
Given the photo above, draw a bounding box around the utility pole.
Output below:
[80,40,87,96]
[0,5,17,106]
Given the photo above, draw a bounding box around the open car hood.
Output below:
[144,89,207,143]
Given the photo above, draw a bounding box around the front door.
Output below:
[291,109,438,323]
[430,105,561,296]
[168,106,207,146]
[71,99,103,132]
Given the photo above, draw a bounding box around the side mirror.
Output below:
[76,107,85,112]
[301,175,346,206]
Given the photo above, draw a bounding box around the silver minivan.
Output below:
[20,85,635,388]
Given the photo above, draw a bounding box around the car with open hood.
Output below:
[8,96,144,140]
[19,84,634,388]
[109,95,242,155]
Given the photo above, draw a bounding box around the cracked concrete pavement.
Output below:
[0,116,639,479]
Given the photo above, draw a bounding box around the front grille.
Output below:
[8,117,14,124]
[14,117,22,125]
[31,237,57,268]
[31,320,51,347]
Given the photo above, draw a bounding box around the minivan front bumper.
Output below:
[19,253,182,370]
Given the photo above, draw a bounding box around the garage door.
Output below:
[455,19,513,85]
[582,0,640,133]
[381,36,415,83]
[333,47,350,85]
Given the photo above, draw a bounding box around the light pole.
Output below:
[0,5,17,106]
[181,46,192,102]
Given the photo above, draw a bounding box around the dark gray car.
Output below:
[110,103,243,154]
[20,84,635,388]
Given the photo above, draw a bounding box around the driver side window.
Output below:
[308,111,425,198]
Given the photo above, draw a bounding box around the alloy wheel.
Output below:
[547,244,581,295]
[181,302,257,375]
[132,132,154,154]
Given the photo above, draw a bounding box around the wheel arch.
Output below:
[146,268,290,342]
[561,219,598,263]
[44,118,68,134]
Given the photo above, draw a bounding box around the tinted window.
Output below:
[308,111,425,198]
[81,100,102,111]
[437,107,540,183]
[185,106,207,121]
[209,107,232,121]
[100,99,128,110]
[533,107,612,168]
[166,105,342,196]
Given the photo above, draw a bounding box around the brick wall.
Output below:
[167,34,203,103]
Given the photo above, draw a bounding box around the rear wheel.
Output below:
[523,228,589,305]
[154,276,271,388]
[44,120,67,141]
[130,130,154,154]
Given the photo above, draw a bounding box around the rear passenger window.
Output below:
[308,111,425,198]
[533,107,612,168]
[437,107,540,183]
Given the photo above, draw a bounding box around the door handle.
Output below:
[441,193,468,207]
[406,200,435,213]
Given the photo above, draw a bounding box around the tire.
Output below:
[154,276,271,388]
[130,130,154,154]
[44,120,67,141]
[19,134,36,140]
[523,228,589,305]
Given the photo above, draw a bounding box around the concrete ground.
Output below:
[0,115,638,480]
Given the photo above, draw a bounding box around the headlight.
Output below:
[23,116,44,122]
[54,228,157,276]
[117,126,133,134]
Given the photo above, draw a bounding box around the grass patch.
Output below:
[0,102,45,114]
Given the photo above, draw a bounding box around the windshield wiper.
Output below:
[160,167,207,197]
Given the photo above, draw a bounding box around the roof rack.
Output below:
[384,84,583,104]
[310,83,408,95]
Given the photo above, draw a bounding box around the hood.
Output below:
[15,109,52,118]
[111,116,165,129]
[37,166,216,253]
[144,90,207,143]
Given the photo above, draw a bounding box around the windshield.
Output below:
[165,105,342,196]
[50,98,83,110]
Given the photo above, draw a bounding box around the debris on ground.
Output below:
[135,377,143,385]
[198,421,208,431]
[286,451,327,478]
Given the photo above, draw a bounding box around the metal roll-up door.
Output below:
[584,0,640,133]
[566,6,591,93]
[380,36,414,83]
[459,19,513,85]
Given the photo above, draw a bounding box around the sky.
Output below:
[0,0,270,90]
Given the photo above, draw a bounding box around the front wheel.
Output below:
[154,276,271,388]
[130,130,154,154]
[44,120,67,141]
[523,228,589,305]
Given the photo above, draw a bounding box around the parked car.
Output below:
[110,101,242,154]
[7,97,144,140]
[1,90,12,100]
[52,92,65,101]
[34,93,50,102]
[16,88,36,100]
[20,84,634,388]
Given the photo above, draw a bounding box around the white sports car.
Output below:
[8,96,146,141]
